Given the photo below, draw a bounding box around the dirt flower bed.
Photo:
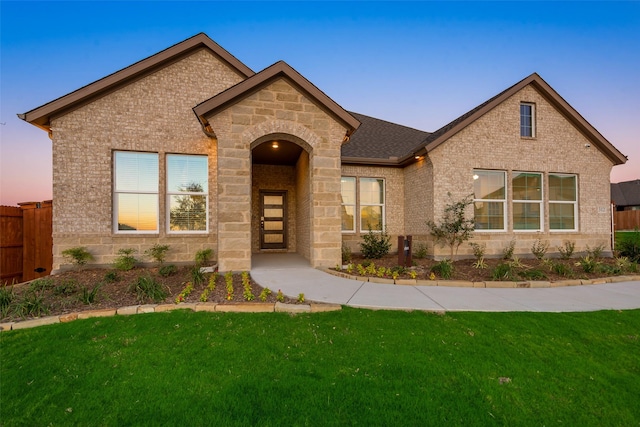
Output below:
[340,254,638,283]
[0,266,299,323]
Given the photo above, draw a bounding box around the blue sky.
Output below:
[1,1,639,206]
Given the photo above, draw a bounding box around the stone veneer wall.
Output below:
[251,164,297,253]
[427,85,615,259]
[50,49,244,271]
[340,165,405,254]
[296,151,311,261]
[208,79,347,271]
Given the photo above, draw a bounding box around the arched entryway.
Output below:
[250,133,312,263]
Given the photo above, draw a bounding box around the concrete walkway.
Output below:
[251,253,640,312]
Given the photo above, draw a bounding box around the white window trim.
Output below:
[512,171,544,232]
[113,151,159,234]
[359,177,386,233]
[166,154,209,234]
[549,173,578,232]
[473,170,507,232]
[341,176,356,233]
[520,102,536,138]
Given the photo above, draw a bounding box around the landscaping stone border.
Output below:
[321,268,640,289]
[0,302,342,332]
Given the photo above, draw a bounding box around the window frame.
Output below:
[340,176,357,233]
[549,173,578,232]
[473,169,507,232]
[166,154,209,234]
[359,177,386,233]
[113,150,159,234]
[520,102,536,138]
[512,171,543,232]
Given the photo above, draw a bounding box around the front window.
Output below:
[512,172,543,231]
[549,174,577,231]
[341,177,356,232]
[167,154,208,232]
[520,103,535,138]
[114,151,159,233]
[473,170,506,231]
[359,178,385,231]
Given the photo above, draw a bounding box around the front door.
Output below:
[260,191,287,250]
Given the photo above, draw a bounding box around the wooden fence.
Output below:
[614,210,640,231]
[0,201,52,285]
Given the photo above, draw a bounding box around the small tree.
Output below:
[426,193,475,260]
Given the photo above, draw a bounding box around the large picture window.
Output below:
[360,178,385,231]
[473,170,506,231]
[341,177,356,232]
[549,174,577,231]
[114,151,159,233]
[512,172,542,231]
[167,154,208,232]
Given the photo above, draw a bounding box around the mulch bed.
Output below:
[345,254,629,283]
[1,266,299,323]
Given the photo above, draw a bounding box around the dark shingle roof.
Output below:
[342,112,430,161]
[611,180,640,207]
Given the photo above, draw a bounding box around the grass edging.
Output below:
[0,301,342,332]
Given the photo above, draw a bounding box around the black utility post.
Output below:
[397,235,413,267]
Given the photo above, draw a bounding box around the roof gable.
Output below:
[419,73,627,165]
[193,61,360,133]
[19,33,254,132]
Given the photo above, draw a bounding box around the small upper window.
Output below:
[520,103,535,138]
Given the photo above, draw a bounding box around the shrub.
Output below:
[341,244,352,264]
[128,275,167,303]
[413,243,428,259]
[145,244,170,264]
[558,241,575,260]
[577,256,599,273]
[114,248,137,271]
[259,287,272,302]
[518,269,548,280]
[550,261,574,277]
[469,242,487,269]
[502,239,516,260]
[61,247,93,267]
[276,289,285,302]
[53,279,79,296]
[14,292,49,319]
[79,283,103,305]
[104,270,120,283]
[360,227,391,259]
[426,193,475,260]
[190,266,206,286]
[585,243,606,260]
[531,239,549,260]
[29,278,55,293]
[0,286,16,318]
[159,264,177,277]
[195,249,213,267]
[491,263,516,281]
[430,259,453,279]
[616,229,640,263]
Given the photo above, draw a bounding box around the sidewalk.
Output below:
[251,254,640,312]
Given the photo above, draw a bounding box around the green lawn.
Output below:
[2,308,639,426]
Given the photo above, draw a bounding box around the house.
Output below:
[611,180,640,211]
[19,33,627,272]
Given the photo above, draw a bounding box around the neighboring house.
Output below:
[611,180,640,211]
[19,33,627,272]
